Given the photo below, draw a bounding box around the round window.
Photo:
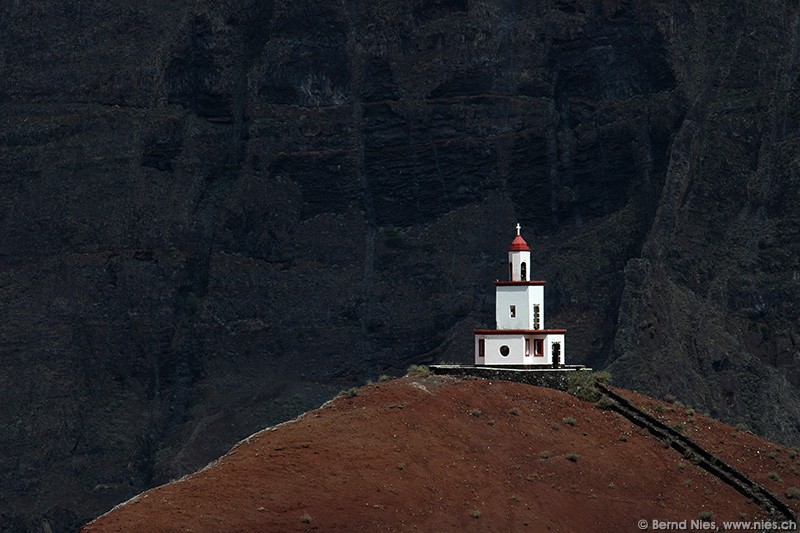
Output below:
[500,345,510,356]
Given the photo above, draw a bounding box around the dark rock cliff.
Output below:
[1,0,799,530]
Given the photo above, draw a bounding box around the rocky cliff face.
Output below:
[1,0,799,530]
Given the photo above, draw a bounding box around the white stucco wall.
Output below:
[475,332,566,366]
[495,285,544,329]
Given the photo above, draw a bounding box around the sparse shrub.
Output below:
[618,433,628,442]
[340,387,359,398]
[538,450,551,460]
[789,449,797,460]
[406,364,431,377]
[698,511,714,522]
[594,370,612,384]
[550,422,560,430]
[786,487,800,499]
[566,452,580,462]
[509,407,520,416]
[470,509,481,519]
[664,394,677,403]
[672,423,686,434]
[653,404,665,414]
[397,462,406,470]
[378,374,390,382]
[767,471,782,483]
[735,422,750,433]
[300,513,312,524]
[562,416,577,426]
[510,494,520,502]
[469,408,482,417]
[566,370,611,402]
[608,482,616,488]
[685,407,696,416]
[486,419,495,426]
[678,461,686,471]
[661,438,672,449]
[595,396,617,410]
[684,479,693,488]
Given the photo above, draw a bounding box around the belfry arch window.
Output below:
[521,262,527,281]
[509,262,513,280]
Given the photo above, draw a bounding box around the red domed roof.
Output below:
[509,234,531,252]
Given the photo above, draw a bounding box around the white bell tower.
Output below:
[508,223,531,282]
[475,224,566,367]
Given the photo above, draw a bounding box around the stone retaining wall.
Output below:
[430,365,591,391]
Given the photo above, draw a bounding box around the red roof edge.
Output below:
[508,235,531,252]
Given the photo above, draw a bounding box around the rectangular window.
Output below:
[533,304,540,329]
[525,338,530,357]
[478,339,485,358]
[510,305,516,318]
[534,339,544,357]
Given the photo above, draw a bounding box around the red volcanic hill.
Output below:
[83,375,800,532]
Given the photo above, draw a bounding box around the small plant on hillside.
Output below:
[397,462,406,470]
[653,404,665,414]
[378,374,390,382]
[789,449,797,460]
[566,370,611,402]
[406,364,431,377]
[698,511,714,522]
[664,394,677,403]
[618,433,628,442]
[469,408,482,417]
[550,422,560,430]
[470,509,481,519]
[786,487,800,499]
[683,479,693,488]
[566,452,580,462]
[340,387,359,398]
[685,407,696,416]
[735,422,750,433]
[608,482,616,489]
[767,471,782,483]
[300,513,312,524]
[678,461,687,472]
[562,416,576,426]
[538,450,551,460]
[509,407,520,416]
[595,396,617,410]
[672,422,686,434]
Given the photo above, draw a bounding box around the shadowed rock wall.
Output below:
[1,0,799,529]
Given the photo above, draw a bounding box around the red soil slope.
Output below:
[84,376,799,532]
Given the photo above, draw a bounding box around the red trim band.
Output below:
[474,329,567,334]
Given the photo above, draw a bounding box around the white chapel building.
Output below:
[474,225,566,367]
